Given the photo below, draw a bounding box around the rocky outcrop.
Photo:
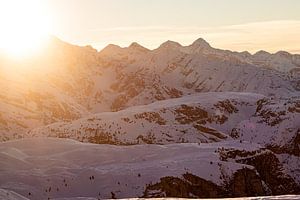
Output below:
[219,148,300,195]
[143,170,266,198]
[143,173,227,198]
[227,168,266,197]
[242,152,300,194]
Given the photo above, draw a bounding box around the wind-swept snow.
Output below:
[0,137,274,199]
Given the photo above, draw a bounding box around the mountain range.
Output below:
[0,37,299,199]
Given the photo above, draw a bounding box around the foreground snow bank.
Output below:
[0,138,298,199]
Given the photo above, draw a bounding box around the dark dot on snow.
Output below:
[28,192,31,196]
[138,173,141,177]
[111,192,116,199]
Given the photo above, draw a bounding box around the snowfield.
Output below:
[1,188,300,200]
[0,37,299,199]
[0,138,299,200]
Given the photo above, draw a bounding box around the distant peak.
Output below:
[129,42,141,48]
[254,50,271,57]
[47,35,71,48]
[158,40,182,50]
[102,44,122,51]
[105,44,122,49]
[99,44,122,54]
[239,51,252,57]
[84,45,98,52]
[275,51,291,57]
[128,42,149,52]
[191,38,211,48]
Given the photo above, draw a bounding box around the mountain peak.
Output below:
[128,42,149,52]
[102,44,122,50]
[99,44,122,55]
[253,50,271,57]
[275,51,291,58]
[191,38,211,48]
[157,40,182,50]
[129,42,141,48]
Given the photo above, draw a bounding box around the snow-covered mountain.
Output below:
[0,37,299,140]
[0,37,299,199]
[96,38,299,111]
[27,92,299,158]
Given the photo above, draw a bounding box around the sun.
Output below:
[0,0,52,58]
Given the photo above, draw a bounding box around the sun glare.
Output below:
[0,0,52,58]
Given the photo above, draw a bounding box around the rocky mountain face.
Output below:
[0,37,299,198]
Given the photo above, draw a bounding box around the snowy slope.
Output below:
[28,92,299,156]
[28,92,264,144]
[0,37,299,199]
[0,138,298,199]
[0,69,90,141]
[97,39,299,111]
[51,196,300,200]
[0,37,299,140]
[0,189,29,200]
[1,190,300,200]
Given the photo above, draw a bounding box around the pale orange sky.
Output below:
[1,0,300,54]
[76,20,300,54]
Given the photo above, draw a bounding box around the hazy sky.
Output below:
[46,0,300,53]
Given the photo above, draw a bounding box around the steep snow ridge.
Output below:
[150,38,300,73]
[99,42,149,60]
[97,38,299,111]
[181,39,300,73]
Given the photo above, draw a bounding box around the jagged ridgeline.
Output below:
[0,37,299,140]
[0,37,299,199]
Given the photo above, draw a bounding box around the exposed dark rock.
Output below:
[227,168,265,197]
[242,152,300,194]
[143,170,267,198]
[143,173,226,198]
[175,105,209,124]
[267,129,300,156]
